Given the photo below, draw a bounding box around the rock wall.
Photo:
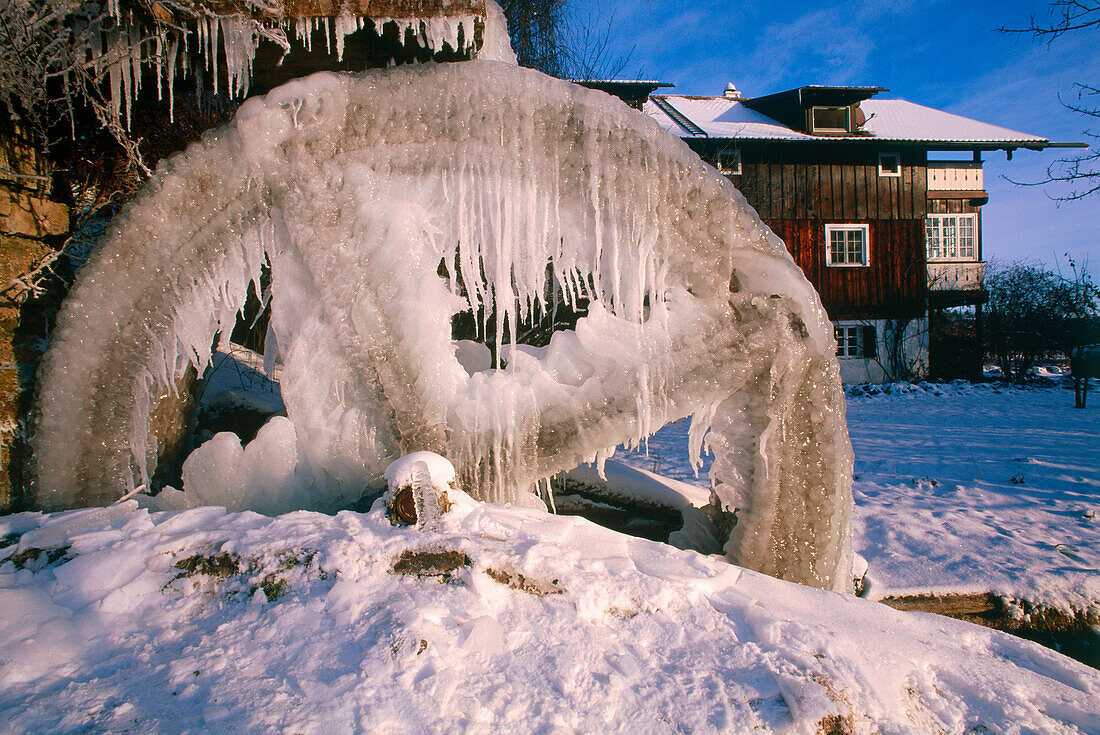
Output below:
[0,131,69,510]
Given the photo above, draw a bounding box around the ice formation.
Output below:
[385,451,458,491]
[33,61,854,591]
[72,0,485,129]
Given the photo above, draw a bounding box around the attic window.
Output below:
[878,152,901,177]
[717,149,742,175]
[810,106,851,134]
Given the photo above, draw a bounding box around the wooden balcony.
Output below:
[927,161,984,192]
[928,261,987,306]
[928,261,984,290]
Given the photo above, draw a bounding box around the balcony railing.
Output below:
[928,261,985,291]
[927,162,984,191]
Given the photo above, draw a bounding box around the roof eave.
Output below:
[696,136,1053,150]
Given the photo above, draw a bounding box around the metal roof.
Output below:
[645,95,1052,149]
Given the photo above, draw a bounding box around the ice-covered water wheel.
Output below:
[33,62,854,591]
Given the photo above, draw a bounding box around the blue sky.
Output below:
[597,0,1100,270]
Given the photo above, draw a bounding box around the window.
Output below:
[717,148,741,175]
[811,106,851,133]
[925,213,977,261]
[825,224,870,266]
[878,152,901,177]
[835,324,878,359]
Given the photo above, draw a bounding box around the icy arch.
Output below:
[33,62,854,591]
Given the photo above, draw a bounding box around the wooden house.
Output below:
[597,82,1065,384]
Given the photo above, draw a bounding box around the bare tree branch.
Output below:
[997,3,1100,199]
[499,0,632,80]
[997,0,1100,40]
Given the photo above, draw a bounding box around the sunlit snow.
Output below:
[0,493,1096,733]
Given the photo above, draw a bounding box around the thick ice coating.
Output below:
[33,61,854,591]
[385,451,457,491]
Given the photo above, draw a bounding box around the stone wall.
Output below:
[0,132,69,510]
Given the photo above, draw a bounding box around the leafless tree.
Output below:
[999,0,1100,39]
[499,0,632,80]
[984,258,1100,381]
[998,1,1100,199]
[1,0,289,221]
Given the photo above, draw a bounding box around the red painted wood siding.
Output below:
[766,219,926,320]
[686,141,930,320]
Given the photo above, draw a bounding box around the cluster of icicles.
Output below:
[77,0,488,130]
[34,59,854,592]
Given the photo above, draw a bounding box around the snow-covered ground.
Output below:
[2,494,1098,734]
[618,380,1100,616]
[2,380,1098,733]
[846,381,1098,613]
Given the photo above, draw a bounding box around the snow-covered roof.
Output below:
[570,79,672,86]
[862,100,1049,145]
[645,95,1050,148]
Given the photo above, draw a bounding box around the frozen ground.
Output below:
[2,494,1098,734]
[617,380,1100,615]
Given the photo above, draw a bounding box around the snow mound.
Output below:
[0,502,1096,733]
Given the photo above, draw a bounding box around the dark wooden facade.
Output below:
[688,141,930,320]
[928,197,985,214]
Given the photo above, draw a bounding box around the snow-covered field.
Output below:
[619,380,1100,617]
[2,493,1099,733]
[1,380,1098,733]
[847,381,1098,613]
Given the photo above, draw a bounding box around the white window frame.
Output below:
[717,148,742,175]
[825,224,870,267]
[925,213,978,261]
[878,152,901,177]
[835,324,862,359]
[811,106,851,133]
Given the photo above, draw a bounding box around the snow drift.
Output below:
[32,61,853,591]
[1,501,1097,733]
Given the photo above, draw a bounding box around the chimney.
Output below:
[724,82,741,100]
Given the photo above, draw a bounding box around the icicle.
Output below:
[411,461,441,531]
[107,29,123,129]
[154,31,163,101]
[129,23,142,112]
[334,12,358,62]
[220,16,257,99]
[167,37,178,122]
[210,16,220,96]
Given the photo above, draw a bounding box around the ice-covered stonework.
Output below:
[32,61,853,591]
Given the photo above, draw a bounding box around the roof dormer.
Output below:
[741,86,887,136]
